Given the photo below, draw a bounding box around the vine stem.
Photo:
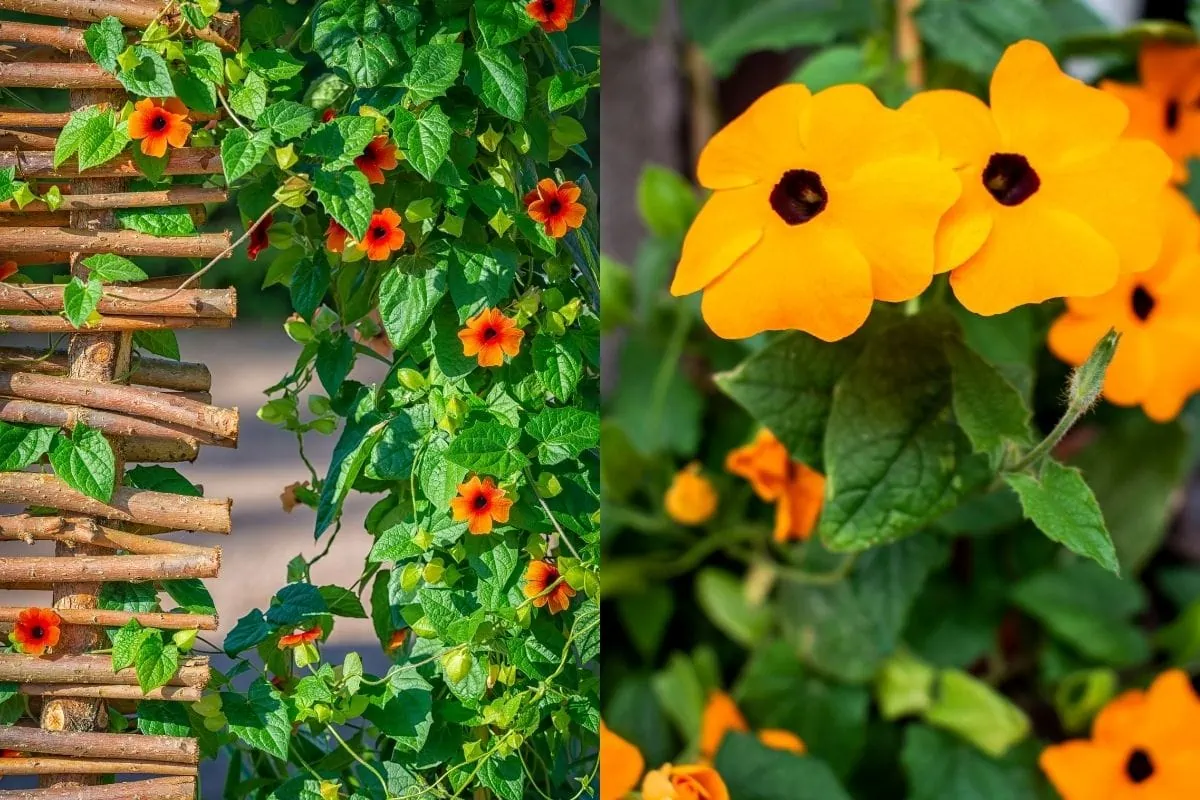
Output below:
[217,87,251,132]
[523,466,581,560]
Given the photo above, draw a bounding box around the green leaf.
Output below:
[84,16,124,73]
[468,48,528,120]
[257,101,317,141]
[54,106,104,168]
[418,433,467,510]
[312,0,400,88]
[392,104,453,181]
[716,330,866,470]
[138,701,190,737]
[225,610,270,655]
[75,111,129,171]
[636,165,699,240]
[116,206,195,237]
[220,128,272,183]
[403,42,464,103]
[222,678,290,760]
[1011,561,1149,667]
[532,333,584,402]
[526,407,599,465]
[49,424,116,502]
[696,567,771,647]
[474,0,538,47]
[1004,460,1118,574]
[364,671,432,751]
[446,243,517,321]
[162,578,216,615]
[245,49,306,80]
[81,253,148,283]
[303,115,377,169]
[367,406,435,482]
[0,421,56,471]
[112,619,150,672]
[313,168,373,240]
[183,41,224,84]
[117,46,174,97]
[789,45,875,91]
[319,584,366,618]
[946,340,1033,463]
[134,330,180,360]
[444,422,528,477]
[922,670,1030,757]
[820,316,988,550]
[315,389,384,537]
[63,276,102,328]
[134,633,180,694]
[378,258,447,351]
[714,733,853,800]
[228,71,268,121]
[902,725,1045,800]
[479,753,525,800]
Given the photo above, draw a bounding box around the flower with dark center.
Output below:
[902,39,1171,316]
[13,608,61,656]
[457,308,524,367]
[1049,188,1200,422]
[354,136,398,185]
[526,0,574,32]
[769,169,827,225]
[1101,42,1200,182]
[357,208,406,261]
[524,178,587,238]
[450,476,513,535]
[128,98,192,158]
[523,560,576,615]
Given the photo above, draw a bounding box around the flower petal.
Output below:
[900,89,1000,170]
[697,83,812,190]
[1039,741,1128,800]
[671,185,765,297]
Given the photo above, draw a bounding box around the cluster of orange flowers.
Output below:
[601,690,806,800]
[665,429,824,543]
[673,39,1200,422]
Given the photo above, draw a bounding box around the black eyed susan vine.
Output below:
[602,3,1200,800]
[0,0,599,798]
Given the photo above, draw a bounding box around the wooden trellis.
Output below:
[0,0,239,797]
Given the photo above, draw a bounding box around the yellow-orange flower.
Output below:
[386,629,409,652]
[601,721,644,800]
[664,463,717,526]
[457,308,524,367]
[725,430,825,543]
[355,136,399,185]
[642,764,729,800]
[1049,189,1200,422]
[525,178,587,238]
[357,208,406,261]
[523,559,576,614]
[1101,43,1200,182]
[527,0,574,32]
[450,476,513,535]
[13,608,60,656]
[1040,670,1200,799]
[278,625,321,648]
[672,83,959,342]
[325,219,349,253]
[700,691,806,761]
[128,98,191,158]
[901,39,1172,316]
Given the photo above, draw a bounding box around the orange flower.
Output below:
[357,208,406,261]
[523,560,576,615]
[1049,189,1200,422]
[450,476,513,535]
[642,764,729,800]
[325,219,349,253]
[1101,43,1200,183]
[672,83,958,342]
[13,608,61,656]
[526,0,574,32]
[664,463,718,526]
[387,629,409,653]
[128,98,191,158]
[600,721,644,800]
[0,261,18,281]
[355,136,398,185]
[1040,670,1200,799]
[524,178,587,238]
[322,108,337,123]
[247,213,272,261]
[457,308,525,367]
[278,625,321,648]
[901,40,1172,316]
[700,691,806,761]
[726,430,825,543]
[0,750,20,758]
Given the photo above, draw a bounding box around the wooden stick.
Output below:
[0,372,238,440]
[0,210,66,225]
[0,608,216,631]
[0,285,237,318]
[0,654,209,689]
[18,684,203,701]
[0,0,240,50]
[0,551,219,582]
[0,347,212,392]
[0,316,232,333]
[0,515,215,555]
[0,44,70,63]
[0,228,230,257]
[0,147,222,178]
[0,62,120,88]
[0,757,197,776]
[896,0,925,88]
[0,108,219,128]
[120,437,199,464]
[0,21,87,50]
[0,776,196,800]
[0,129,59,149]
[0,186,227,212]
[2,251,71,265]
[0,472,232,533]
[0,397,234,447]
[0,728,197,764]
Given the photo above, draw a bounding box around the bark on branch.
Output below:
[0,654,209,689]
[18,684,202,701]
[0,285,237,318]
[0,147,222,178]
[0,228,230,257]
[0,608,216,631]
[0,776,196,800]
[0,315,232,333]
[0,757,197,776]
[0,21,87,50]
[0,186,227,212]
[0,347,212,392]
[0,397,232,448]
[0,0,240,50]
[118,437,199,464]
[0,472,232,533]
[0,727,197,764]
[0,550,219,582]
[0,62,119,88]
[0,515,213,554]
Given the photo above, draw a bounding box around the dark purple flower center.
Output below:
[483,325,499,341]
[770,169,827,226]
[1166,99,1181,132]
[371,225,388,240]
[547,198,563,215]
[473,493,490,510]
[983,153,1040,206]
[1125,749,1154,784]
[151,113,168,132]
[30,626,44,639]
[1132,285,1156,321]
[542,0,556,12]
